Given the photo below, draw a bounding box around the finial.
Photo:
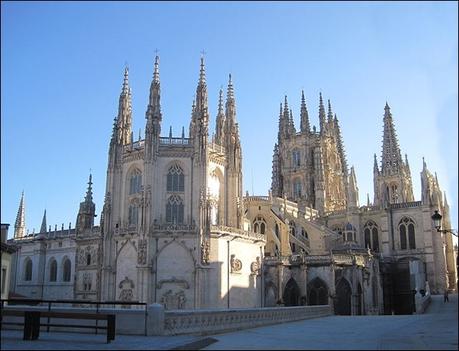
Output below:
[138,128,141,141]
[85,172,93,203]
[422,157,427,170]
[181,126,185,139]
[169,126,172,138]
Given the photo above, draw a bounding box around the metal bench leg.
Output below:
[107,315,115,343]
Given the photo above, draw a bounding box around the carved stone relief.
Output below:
[230,254,242,273]
[156,276,189,289]
[160,290,186,310]
[138,239,147,264]
[118,276,135,301]
[201,240,210,265]
[250,256,261,275]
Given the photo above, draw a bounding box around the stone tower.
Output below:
[271,92,348,214]
[373,103,414,207]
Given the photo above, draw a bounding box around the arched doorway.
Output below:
[283,278,301,306]
[334,278,352,315]
[307,277,329,305]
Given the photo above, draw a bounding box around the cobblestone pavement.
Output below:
[1,294,457,350]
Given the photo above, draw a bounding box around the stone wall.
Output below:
[2,303,331,336]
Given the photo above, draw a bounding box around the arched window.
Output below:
[86,253,91,266]
[293,179,302,198]
[166,195,184,224]
[399,217,416,249]
[332,225,344,240]
[129,169,142,194]
[399,217,415,250]
[344,223,356,242]
[128,204,139,226]
[24,258,33,281]
[49,259,57,282]
[62,258,71,282]
[275,224,279,238]
[253,216,266,234]
[301,228,308,239]
[289,221,296,237]
[291,242,296,253]
[292,149,301,167]
[364,221,379,252]
[167,164,184,192]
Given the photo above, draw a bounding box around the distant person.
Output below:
[443,289,449,303]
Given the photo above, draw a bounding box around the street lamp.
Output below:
[431,210,458,237]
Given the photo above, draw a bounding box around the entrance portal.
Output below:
[334,278,352,315]
[283,278,300,306]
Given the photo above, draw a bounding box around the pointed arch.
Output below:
[307,277,329,305]
[48,257,57,282]
[62,256,72,282]
[399,217,416,250]
[334,278,352,315]
[283,277,301,306]
[24,257,33,281]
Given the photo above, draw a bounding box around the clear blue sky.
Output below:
[1,1,457,241]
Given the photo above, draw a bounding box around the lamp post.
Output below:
[431,210,458,237]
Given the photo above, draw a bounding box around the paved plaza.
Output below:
[1,294,457,350]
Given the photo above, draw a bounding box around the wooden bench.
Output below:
[1,309,116,343]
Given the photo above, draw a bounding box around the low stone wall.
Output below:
[2,304,332,336]
[161,305,332,336]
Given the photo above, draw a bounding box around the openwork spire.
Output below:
[381,102,403,175]
[300,90,310,133]
[85,173,93,203]
[227,74,234,101]
[327,99,334,124]
[116,66,132,145]
[318,92,326,134]
[122,66,129,94]
[153,55,160,83]
[199,55,206,86]
[215,88,225,144]
[40,209,47,233]
[14,191,26,239]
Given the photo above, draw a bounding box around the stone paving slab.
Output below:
[1,294,457,350]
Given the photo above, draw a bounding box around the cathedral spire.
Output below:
[40,209,47,233]
[14,191,26,239]
[289,109,296,134]
[318,92,326,134]
[334,114,348,178]
[347,166,359,208]
[327,99,334,124]
[76,174,96,234]
[85,173,93,203]
[381,102,403,175]
[300,90,310,133]
[116,66,132,145]
[373,153,379,174]
[215,88,226,145]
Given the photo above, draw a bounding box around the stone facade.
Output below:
[6,57,456,316]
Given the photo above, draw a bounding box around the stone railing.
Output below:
[159,137,191,146]
[162,305,332,335]
[153,224,197,232]
[208,142,225,154]
[244,195,271,202]
[210,225,265,242]
[390,201,422,209]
